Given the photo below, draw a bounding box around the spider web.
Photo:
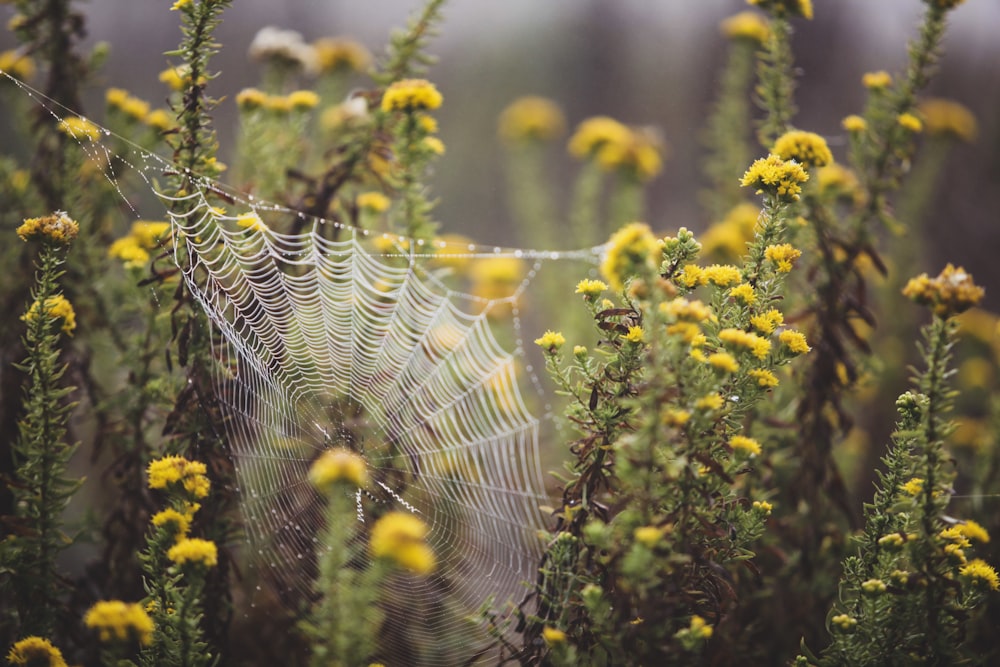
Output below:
[0,69,605,663]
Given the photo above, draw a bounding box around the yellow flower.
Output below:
[84,600,155,645]
[147,455,211,498]
[381,78,443,113]
[719,328,771,359]
[57,116,101,142]
[600,222,659,291]
[960,559,999,591]
[22,294,76,336]
[498,96,566,143]
[369,512,436,574]
[958,520,990,544]
[535,330,566,351]
[772,130,832,168]
[288,89,320,111]
[902,264,985,318]
[623,325,645,344]
[701,203,759,260]
[151,508,190,537]
[470,256,525,303]
[591,126,665,182]
[0,50,36,80]
[575,278,608,299]
[778,329,810,355]
[661,408,691,427]
[109,236,150,268]
[235,87,269,111]
[746,0,813,20]
[750,309,784,335]
[740,154,809,202]
[748,368,779,387]
[171,0,192,10]
[313,36,372,72]
[862,70,892,90]
[703,264,742,287]
[145,108,174,131]
[541,626,567,645]
[688,615,713,639]
[167,538,218,568]
[816,163,862,203]
[678,264,707,289]
[919,98,977,142]
[309,448,369,489]
[568,116,632,159]
[422,136,446,155]
[660,297,714,322]
[6,637,67,667]
[902,477,924,496]
[634,526,663,548]
[357,191,391,213]
[130,221,170,247]
[897,112,923,133]
[831,614,857,633]
[236,212,267,233]
[16,211,79,244]
[842,115,868,133]
[730,435,762,456]
[695,393,724,411]
[159,65,189,92]
[708,352,739,373]
[764,243,802,273]
[752,500,773,515]
[720,11,770,44]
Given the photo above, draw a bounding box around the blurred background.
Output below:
[5,0,995,303]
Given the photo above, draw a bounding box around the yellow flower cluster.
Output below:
[22,294,76,336]
[730,435,762,456]
[764,243,802,273]
[862,70,892,90]
[708,351,739,373]
[958,520,991,543]
[568,116,664,181]
[746,0,813,20]
[470,256,525,306]
[106,87,151,122]
[740,154,809,202]
[313,37,372,72]
[748,368,779,387]
[600,222,660,291]
[381,78,443,113]
[901,477,924,496]
[816,163,862,203]
[369,511,436,574]
[575,278,608,299]
[498,96,566,143]
[542,627,567,645]
[752,500,773,515]
[960,559,999,591]
[750,309,784,335]
[703,264,742,287]
[719,328,771,359]
[687,615,714,640]
[17,211,79,244]
[236,212,267,233]
[57,116,101,142]
[772,130,833,168]
[700,203,759,261]
[6,637,67,667]
[535,330,566,351]
[695,393,724,411]
[918,98,977,142]
[842,115,867,133]
[778,329,810,354]
[84,600,155,645]
[159,64,205,92]
[0,49,36,80]
[109,220,170,268]
[661,297,714,322]
[624,325,646,344]
[167,537,218,568]
[902,263,985,318]
[720,11,770,44]
[151,507,191,537]
[897,112,923,133]
[309,447,369,489]
[729,283,757,305]
[235,87,319,113]
[831,613,857,633]
[147,455,211,499]
[358,191,391,213]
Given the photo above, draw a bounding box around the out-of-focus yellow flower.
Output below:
[700,203,759,261]
[720,11,770,44]
[720,328,771,359]
[960,559,999,591]
[58,116,101,142]
[309,447,369,489]
[862,70,892,90]
[842,115,867,133]
[747,0,812,20]
[313,36,372,72]
[730,435,762,456]
[381,78,443,113]
[0,49,36,80]
[749,368,779,387]
[288,89,320,111]
[897,112,923,133]
[919,98,977,142]
[84,600,155,645]
[6,636,67,667]
[600,222,659,291]
[498,96,566,143]
[369,512,436,574]
[772,130,832,168]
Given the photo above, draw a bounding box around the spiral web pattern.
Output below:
[163,191,589,663]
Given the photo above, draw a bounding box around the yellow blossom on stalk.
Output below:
[158,64,200,92]
[288,89,320,111]
[708,351,739,373]
[700,203,759,260]
[309,447,369,489]
[679,264,707,289]
[764,243,802,273]
[313,37,372,72]
[542,627,567,645]
[861,578,887,596]
[862,70,892,90]
[729,283,757,306]
[740,154,809,202]
[748,368,779,387]
[842,115,867,133]
[897,112,923,133]
[902,477,924,496]
[151,508,190,537]
[236,212,267,233]
[624,326,645,344]
[816,163,863,203]
[145,108,174,131]
[263,95,293,114]
[0,50,36,80]
[575,278,608,299]
[688,616,714,639]
[660,297,714,322]
[17,211,79,244]
[719,328,771,359]
[831,614,857,633]
[498,96,566,143]
[108,237,150,268]
[960,559,999,591]
[369,512,436,574]
[940,526,972,548]
[147,455,211,498]
[84,600,155,645]
[703,264,742,287]
[750,309,785,335]
[634,526,663,548]
[235,87,269,111]
[568,116,632,159]
[470,256,525,304]
[423,136,446,155]
[593,126,665,182]
[730,435,762,456]
[171,0,192,10]
[746,0,813,20]
[130,221,170,247]
[958,520,990,544]
[919,98,978,142]
[752,500,773,515]
[695,393,724,411]
[57,116,101,142]
[358,191,391,213]
[167,538,218,568]
[381,78,443,113]
[772,130,833,168]
[661,408,691,427]
[902,264,985,318]
[720,11,770,44]
[600,222,659,291]
[22,295,76,336]
[6,636,67,667]
[778,328,810,355]
[416,114,438,134]
[535,330,566,352]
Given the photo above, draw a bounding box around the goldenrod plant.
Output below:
[1,0,997,665]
